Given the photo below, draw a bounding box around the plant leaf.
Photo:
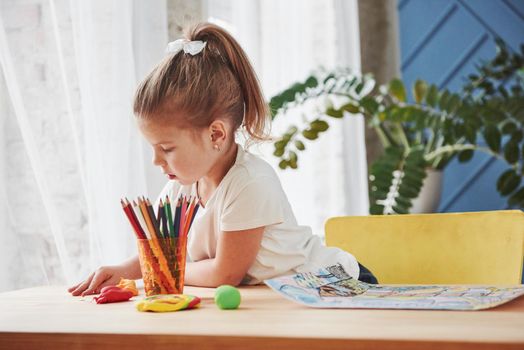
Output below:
[310,119,329,132]
[269,96,284,118]
[508,187,524,207]
[325,107,344,118]
[511,129,523,143]
[393,204,409,214]
[302,129,319,140]
[438,90,449,110]
[278,160,288,169]
[458,150,474,162]
[464,124,477,143]
[369,204,385,215]
[483,125,501,153]
[286,126,298,136]
[341,102,361,114]
[304,76,318,88]
[389,78,407,102]
[413,80,428,104]
[497,169,521,196]
[504,140,520,164]
[447,94,461,113]
[294,140,305,151]
[502,122,517,134]
[273,148,285,157]
[426,84,439,107]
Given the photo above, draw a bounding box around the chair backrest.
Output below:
[325,210,524,284]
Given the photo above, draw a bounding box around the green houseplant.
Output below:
[270,39,524,214]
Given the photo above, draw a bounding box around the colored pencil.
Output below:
[132,200,150,239]
[179,195,187,236]
[157,199,163,224]
[138,197,157,240]
[189,203,199,230]
[174,197,181,237]
[146,198,162,239]
[182,198,196,237]
[120,199,144,239]
[125,198,147,237]
[159,201,169,238]
[165,196,174,238]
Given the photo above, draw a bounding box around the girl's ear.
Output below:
[209,120,228,144]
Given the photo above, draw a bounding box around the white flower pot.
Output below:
[410,169,443,214]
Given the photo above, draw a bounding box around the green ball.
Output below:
[214,285,241,310]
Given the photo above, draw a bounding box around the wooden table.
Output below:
[1,285,524,350]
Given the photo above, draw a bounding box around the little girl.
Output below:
[69,22,376,297]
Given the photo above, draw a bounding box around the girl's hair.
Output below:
[133,22,269,143]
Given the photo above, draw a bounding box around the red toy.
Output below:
[94,286,134,304]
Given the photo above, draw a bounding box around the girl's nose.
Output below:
[152,150,166,167]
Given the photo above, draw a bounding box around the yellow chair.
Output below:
[325,210,524,284]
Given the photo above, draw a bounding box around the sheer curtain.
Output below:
[205,0,369,238]
[0,0,167,292]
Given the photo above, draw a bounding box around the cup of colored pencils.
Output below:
[120,195,199,296]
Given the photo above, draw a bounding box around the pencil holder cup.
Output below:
[137,236,188,296]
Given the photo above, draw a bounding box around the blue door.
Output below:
[398,0,524,212]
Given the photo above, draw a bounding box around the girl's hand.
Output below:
[68,256,141,296]
[67,265,127,297]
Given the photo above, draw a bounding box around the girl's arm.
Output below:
[184,226,265,287]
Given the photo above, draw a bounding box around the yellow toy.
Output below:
[136,294,201,312]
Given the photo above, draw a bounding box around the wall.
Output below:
[398,0,524,212]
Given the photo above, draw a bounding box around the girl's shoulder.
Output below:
[230,146,280,184]
[217,146,284,202]
[217,148,288,232]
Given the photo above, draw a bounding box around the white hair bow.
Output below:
[166,39,207,56]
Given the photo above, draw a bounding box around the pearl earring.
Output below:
[214,144,220,151]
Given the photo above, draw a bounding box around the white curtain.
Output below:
[0,0,167,292]
[205,0,369,238]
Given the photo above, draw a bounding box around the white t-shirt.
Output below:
[155,144,360,285]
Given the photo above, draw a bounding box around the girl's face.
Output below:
[138,119,217,186]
